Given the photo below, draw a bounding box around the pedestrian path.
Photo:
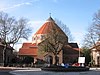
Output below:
[10,68,41,75]
[0,67,16,70]
[0,66,41,70]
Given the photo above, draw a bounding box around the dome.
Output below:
[35,17,68,36]
[33,16,68,44]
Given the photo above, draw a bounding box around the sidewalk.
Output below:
[90,67,100,70]
[0,66,41,70]
[0,67,17,70]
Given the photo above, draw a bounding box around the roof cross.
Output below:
[49,13,51,17]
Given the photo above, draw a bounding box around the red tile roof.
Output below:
[22,43,37,48]
[35,17,66,36]
[19,48,37,56]
[19,43,38,56]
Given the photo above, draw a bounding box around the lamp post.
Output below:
[78,42,81,57]
[77,42,81,66]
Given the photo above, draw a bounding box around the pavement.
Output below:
[0,67,17,70]
[1,67,100,75]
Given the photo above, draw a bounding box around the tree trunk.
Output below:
[54,55,59,66]
[3,44,7,67]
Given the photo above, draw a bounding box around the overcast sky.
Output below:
[0,0,100,50]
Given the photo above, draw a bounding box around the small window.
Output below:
[41,35,45,40]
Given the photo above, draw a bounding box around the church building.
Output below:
[19,16,80,64]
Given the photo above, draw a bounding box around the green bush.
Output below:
[22,56,34,64]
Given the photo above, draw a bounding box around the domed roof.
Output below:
[35,17,67,36]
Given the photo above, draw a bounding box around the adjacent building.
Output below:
[91,41,100,66]
[0,38,14,66]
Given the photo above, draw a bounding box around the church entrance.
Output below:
[45,55,53,65]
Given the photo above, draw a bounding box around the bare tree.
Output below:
[38,27,68,65]
[0,11,31,66]
[55,18,73,42]
[83,10,100,48]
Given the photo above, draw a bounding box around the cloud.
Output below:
[0,1,36,11]
[0,2,31,11]
[13,2,32,7]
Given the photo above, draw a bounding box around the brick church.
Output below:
[19,16,80,64]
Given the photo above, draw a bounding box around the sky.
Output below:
[0,0,100,50]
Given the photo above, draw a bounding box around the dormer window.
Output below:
[41,35,45,40]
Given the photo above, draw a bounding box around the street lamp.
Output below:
[77,42,81,57]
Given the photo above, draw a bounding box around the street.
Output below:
[10,69,100,75]
[0,70,13,75]
[0,68,100,75]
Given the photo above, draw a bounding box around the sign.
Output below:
[78,57,85,63]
